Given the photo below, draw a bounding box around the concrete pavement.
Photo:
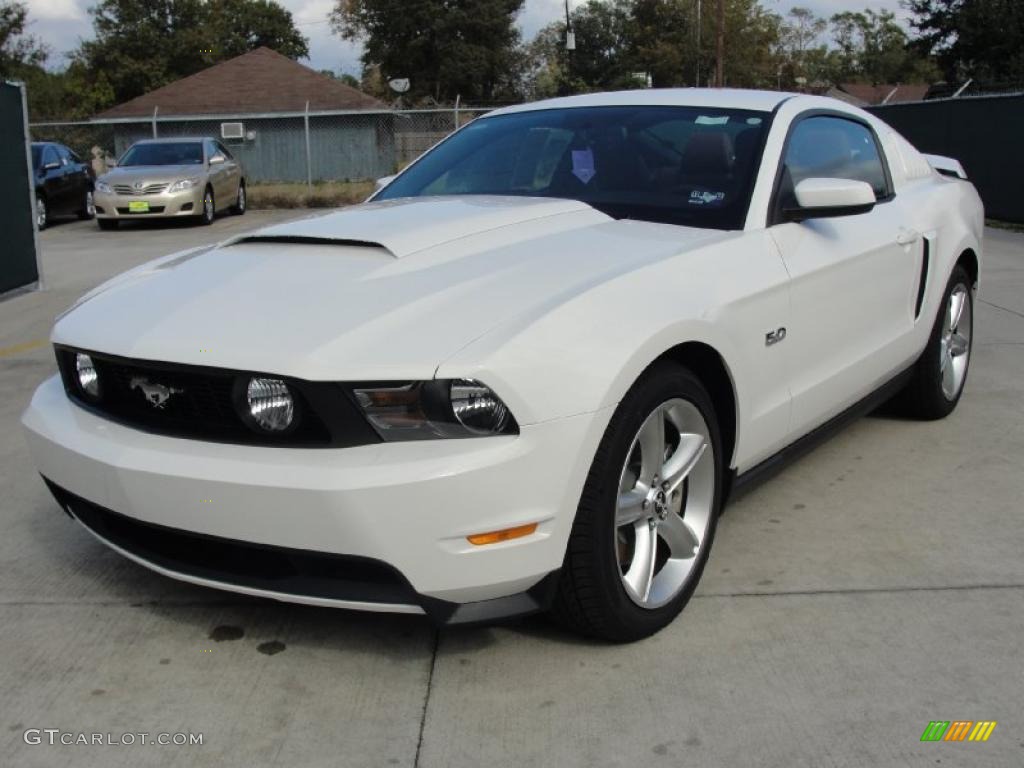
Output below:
[2,215,1022,767]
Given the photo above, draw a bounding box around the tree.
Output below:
[331,0,525,103]
[830,9,937,84]
[523,0,783,95]
[207,0,309,61]
[526,0,635,98]
[779,7,831,85]
[630,0,697,88]
[906,0,1024,83]
[720,0,783,88]
[0,0,47,78]
[74,0,309,105]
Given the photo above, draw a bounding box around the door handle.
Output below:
[896,229,920,246]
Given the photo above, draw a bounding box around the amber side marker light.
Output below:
[467,523,538,546]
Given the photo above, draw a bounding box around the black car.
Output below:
[32,142,95,230]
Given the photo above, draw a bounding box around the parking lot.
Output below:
[2,213,1022,767]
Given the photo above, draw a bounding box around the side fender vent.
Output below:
[914,236,930,320]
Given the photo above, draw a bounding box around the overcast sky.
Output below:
[23,0,907,76]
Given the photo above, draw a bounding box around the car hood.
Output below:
[54,196,731,380]
[99,165,204,184]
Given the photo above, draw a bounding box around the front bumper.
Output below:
[23,375,609,623]
[94,187,203,219]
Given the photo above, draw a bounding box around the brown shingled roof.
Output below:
[836,83,930,106]
[95,47,385,119]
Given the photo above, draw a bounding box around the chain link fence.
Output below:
[29,107,492,185]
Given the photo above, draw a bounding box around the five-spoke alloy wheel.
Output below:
[940,282,972,401]
[615,398,713,608]
[553,361,722,641]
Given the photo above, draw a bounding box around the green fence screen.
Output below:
[0,82,39,294]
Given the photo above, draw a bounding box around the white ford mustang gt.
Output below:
[23,89,982,640]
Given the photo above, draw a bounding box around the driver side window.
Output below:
[775,116,890,219]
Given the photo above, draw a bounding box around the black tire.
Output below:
[77,188,95,220]
[551,360,723,642]
[896,264,974,420]
[97,219,118,231]
[35,194,47,231]
[231,181,246,215]
[200,186,215,225]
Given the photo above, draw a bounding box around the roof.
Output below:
[128,137,210,144]
[95,47,385,119]
[833,83,930,106]
[489,88,794,117]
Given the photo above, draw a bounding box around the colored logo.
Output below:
[921,721,997,742]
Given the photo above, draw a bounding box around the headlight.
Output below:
[95,181,112,194]
[450,380,511,435]
[353,379,517,441]
[245,377,294,432]
[75,352,100,399]
[168,177,200,192]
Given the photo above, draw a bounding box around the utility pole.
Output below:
[564,0,575,94]
[695,0,701,87]
[715,0,725,87]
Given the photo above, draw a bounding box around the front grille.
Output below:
[43,479,419,606]
[55,347,378,448]
[114,183,169,195]
[116,206,166,214]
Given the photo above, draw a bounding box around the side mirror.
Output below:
[43,161,61,172]
[374,175,396,193]
[785,178,875,222]
[209,154,225,165]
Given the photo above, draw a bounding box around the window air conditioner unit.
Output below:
[221,122,245,140]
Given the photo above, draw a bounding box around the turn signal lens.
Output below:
[467,523,538,546]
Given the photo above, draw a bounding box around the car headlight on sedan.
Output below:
[353,379,517,440]
[168,177,200,193]
[95,180,112,194]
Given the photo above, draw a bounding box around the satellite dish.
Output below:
[388,78,410,94]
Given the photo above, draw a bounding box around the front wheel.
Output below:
[200,187,215,225]
[552,361,722,641]
[897,264,974,419]
[35,195,47,230]
[231,182,246,215]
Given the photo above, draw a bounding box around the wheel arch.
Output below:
[655,341,738,472]
[957,247,979,289]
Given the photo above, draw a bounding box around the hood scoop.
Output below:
[231,234,388,250]
[239,196,597,259]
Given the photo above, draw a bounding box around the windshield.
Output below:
[377,106,770,230]
[119,142,203,167]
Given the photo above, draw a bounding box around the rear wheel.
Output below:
[552,361,722,641]
[200,186,215,225]
[897,264,974,419]
[77,189,95,220]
